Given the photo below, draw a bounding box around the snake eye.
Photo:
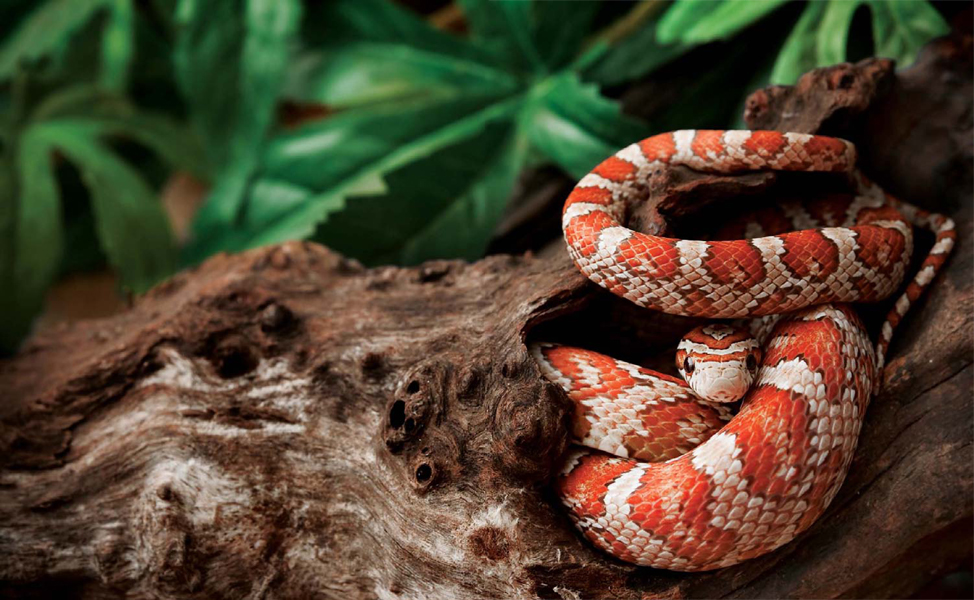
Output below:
[746,354,757,372]
[683,356,695,374]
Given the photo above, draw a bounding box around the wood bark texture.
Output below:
[1,33,971,600]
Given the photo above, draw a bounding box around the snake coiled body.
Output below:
[534,130,955,570]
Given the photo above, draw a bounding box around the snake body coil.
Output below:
[534,130,955,570]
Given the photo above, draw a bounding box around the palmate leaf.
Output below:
[185,0,533,262]
[306,0,492,64]
[28,86,205,175]
[769,0,949,84]
[455,0,600,73]
[0,0,110,80]
[457,0,544,73]
[524,72,648,179]
[289,0,518,108]
[0,79,204,351]
[533,1,601,72]
[815,0,862,67]
[0,0,140,90]
[14,131,63,302]
[33,119,176,293]
[0,132,64,352]
[289,42,519,109]
[312,123,529,265]
[175,0,302,229]
[186,93,525,260]
[396,130,529,264]
[187,0,662,266]
[261,95,520,191]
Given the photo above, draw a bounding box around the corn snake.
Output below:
[532,130,956,570]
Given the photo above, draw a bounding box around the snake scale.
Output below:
[531,130,955,571]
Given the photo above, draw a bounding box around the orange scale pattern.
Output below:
[703,241,767,288]
[532,343,732,462]
[540,130,956,571]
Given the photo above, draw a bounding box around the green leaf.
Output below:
[0,1,37,40]
[173,0,243,170]
[29,86,206,175]
[0,131,64,352]
[185,93,524,260]
[769,1,828,85]
[523,73,648,179]
[0,0,110,81]
[457,0,544,73]
[584,20,691,86]
[867,0,949,66]
[254,95,523,240]
[84,112,206,177]
[657,0,789,45]
[290,42,518,108]
[770,0,949,85]
[312,123,528,265]
[532,0,600,70]
[100,0,135,90]
[175,0,302,227]
[35,119,176,292]
[0,159,17,352]
[239,174,382,248]
[59,185,108,275]
[14,130,64,301]
[397,129,529,264]
[815,0,861,67]
[0,155,25,353]
[261,95,512,190]
[305,0,489,64]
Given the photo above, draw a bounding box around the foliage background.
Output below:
[0,0,955,352]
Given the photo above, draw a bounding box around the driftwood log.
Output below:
[1,33,971,599]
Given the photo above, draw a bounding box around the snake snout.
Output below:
[687,361,753,403]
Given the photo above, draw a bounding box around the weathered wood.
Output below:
[1,33,971,599]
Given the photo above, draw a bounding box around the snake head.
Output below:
[676,324,762,403]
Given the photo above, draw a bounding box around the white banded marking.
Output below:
[597,226,634,256]
[578,173,617,190]
[616,143,651,171]
[690,431,740,475]
[673,130,697,160]
[679,339,759,356]
[915,265,936,287]
[603,465,648,518]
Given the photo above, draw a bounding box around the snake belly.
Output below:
[543,130,956,571]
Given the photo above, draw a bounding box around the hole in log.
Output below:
[404,418,415,433]
[156,485,175,502]
[415,463,432,483]
[389,400,406,429]
[418,263,450,283]
[216,347,258,379]
[406,380,420,394]
[361,352,387,379]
